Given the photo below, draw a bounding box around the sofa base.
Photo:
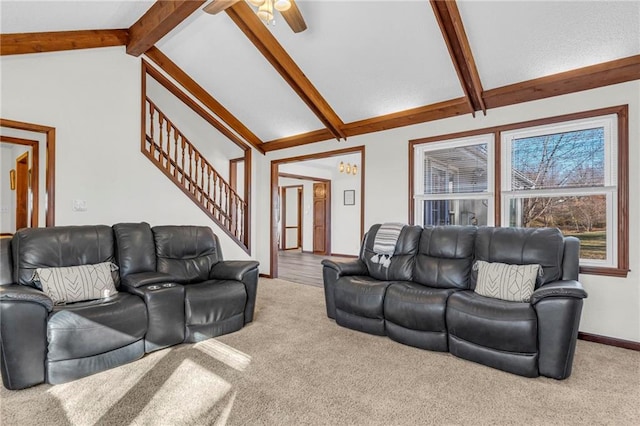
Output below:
[46,339,145,385]
[386,321,448,351]
[184,313,245,343]
[448,335,538,378]
[336,309,385,336]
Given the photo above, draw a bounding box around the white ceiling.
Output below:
[1,0,639,146]
[0,1,154,33]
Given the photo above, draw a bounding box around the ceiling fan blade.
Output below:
[281,0,307,33]
[203,0,242,15]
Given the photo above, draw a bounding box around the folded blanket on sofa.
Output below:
[371,223,405,268]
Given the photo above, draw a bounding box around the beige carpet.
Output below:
[1,278,639,425]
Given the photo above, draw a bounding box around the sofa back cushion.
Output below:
[414,226,477,289]
[12,225,118,288]
[113,222,156,278]
[152,226,221,284]
[361,224,422,281]
[472,226,564,289]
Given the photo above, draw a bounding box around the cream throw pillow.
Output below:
[35,262,118,305]
[474,260,540,302]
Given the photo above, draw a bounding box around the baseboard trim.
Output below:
[259,273,272,279]
[330,253,358,258]
[578,332,640,351]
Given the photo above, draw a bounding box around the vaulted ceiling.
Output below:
[2,1,639,154]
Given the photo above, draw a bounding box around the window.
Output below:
[409,106,628,276]
[502,115,618,268]
[413,135,494,227]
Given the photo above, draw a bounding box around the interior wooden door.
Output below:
[313,182,330,254]
[15,152,29,231]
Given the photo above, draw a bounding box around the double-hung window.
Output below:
[501,115,618,268]
[410,106,627,276]
[413,135,494,227]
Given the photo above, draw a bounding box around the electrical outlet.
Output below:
[72,199,87,212]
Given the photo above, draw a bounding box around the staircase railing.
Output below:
[143,97,248,251]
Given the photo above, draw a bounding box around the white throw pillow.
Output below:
[34,262,118,305]
[474,260,540,303]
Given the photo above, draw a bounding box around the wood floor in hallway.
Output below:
[277,249,355,288]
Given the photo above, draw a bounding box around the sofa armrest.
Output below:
[122,271,174,288]
[533,280,587,380]
[531,280,587,305]
[0,284,53,312]
[209,260,259,281]
[321,259,368,276]
[0,284,49,389]
[321,259,367,320]
[210,260,260,324]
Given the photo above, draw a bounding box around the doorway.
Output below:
[14,151,29,230]
[280,185,303,250]
[270,146,365,279]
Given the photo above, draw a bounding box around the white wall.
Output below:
[258,81,640,342]
[0,47,254,261]
[1,46,637,342]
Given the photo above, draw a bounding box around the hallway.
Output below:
[277,249,355,288]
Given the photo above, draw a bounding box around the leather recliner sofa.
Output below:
[0,223,259,390]
[322,225,587,379]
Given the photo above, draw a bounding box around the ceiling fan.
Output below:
[204,0,307,33]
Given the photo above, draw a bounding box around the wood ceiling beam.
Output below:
[0,29,128,55]
[225,1,346,141]
[483,55,640,108]
[145,46,265,153]
[264,98,470,151]
[127,0,206,57]
[430,0,486,115]
[263,54,639,151]
[263,129,335,152]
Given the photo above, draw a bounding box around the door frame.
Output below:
[270,145,365,278]
[14,151,30,230]
[280,184,303,250]
[1,136,39,229]
[1,119,56,227]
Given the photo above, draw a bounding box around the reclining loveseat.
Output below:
[322,224,587,379]
[0,223,259,390]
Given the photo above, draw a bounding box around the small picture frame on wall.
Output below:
[344,190,355,206]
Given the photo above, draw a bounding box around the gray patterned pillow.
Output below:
[474,260,540,302]
[34,262,118,305]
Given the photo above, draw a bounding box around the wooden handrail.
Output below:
[143,97,248,249]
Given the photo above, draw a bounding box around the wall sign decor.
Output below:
[344,189,355,206]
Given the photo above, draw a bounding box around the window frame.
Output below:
[501,115,618,268]
[408,105,629,277]
[413,134,495,227]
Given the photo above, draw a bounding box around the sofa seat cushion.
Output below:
[334,276,393,319]
[384,282,456,332]
[446,291,537,353]
[184,280,246,326]
[47,293,147,361]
